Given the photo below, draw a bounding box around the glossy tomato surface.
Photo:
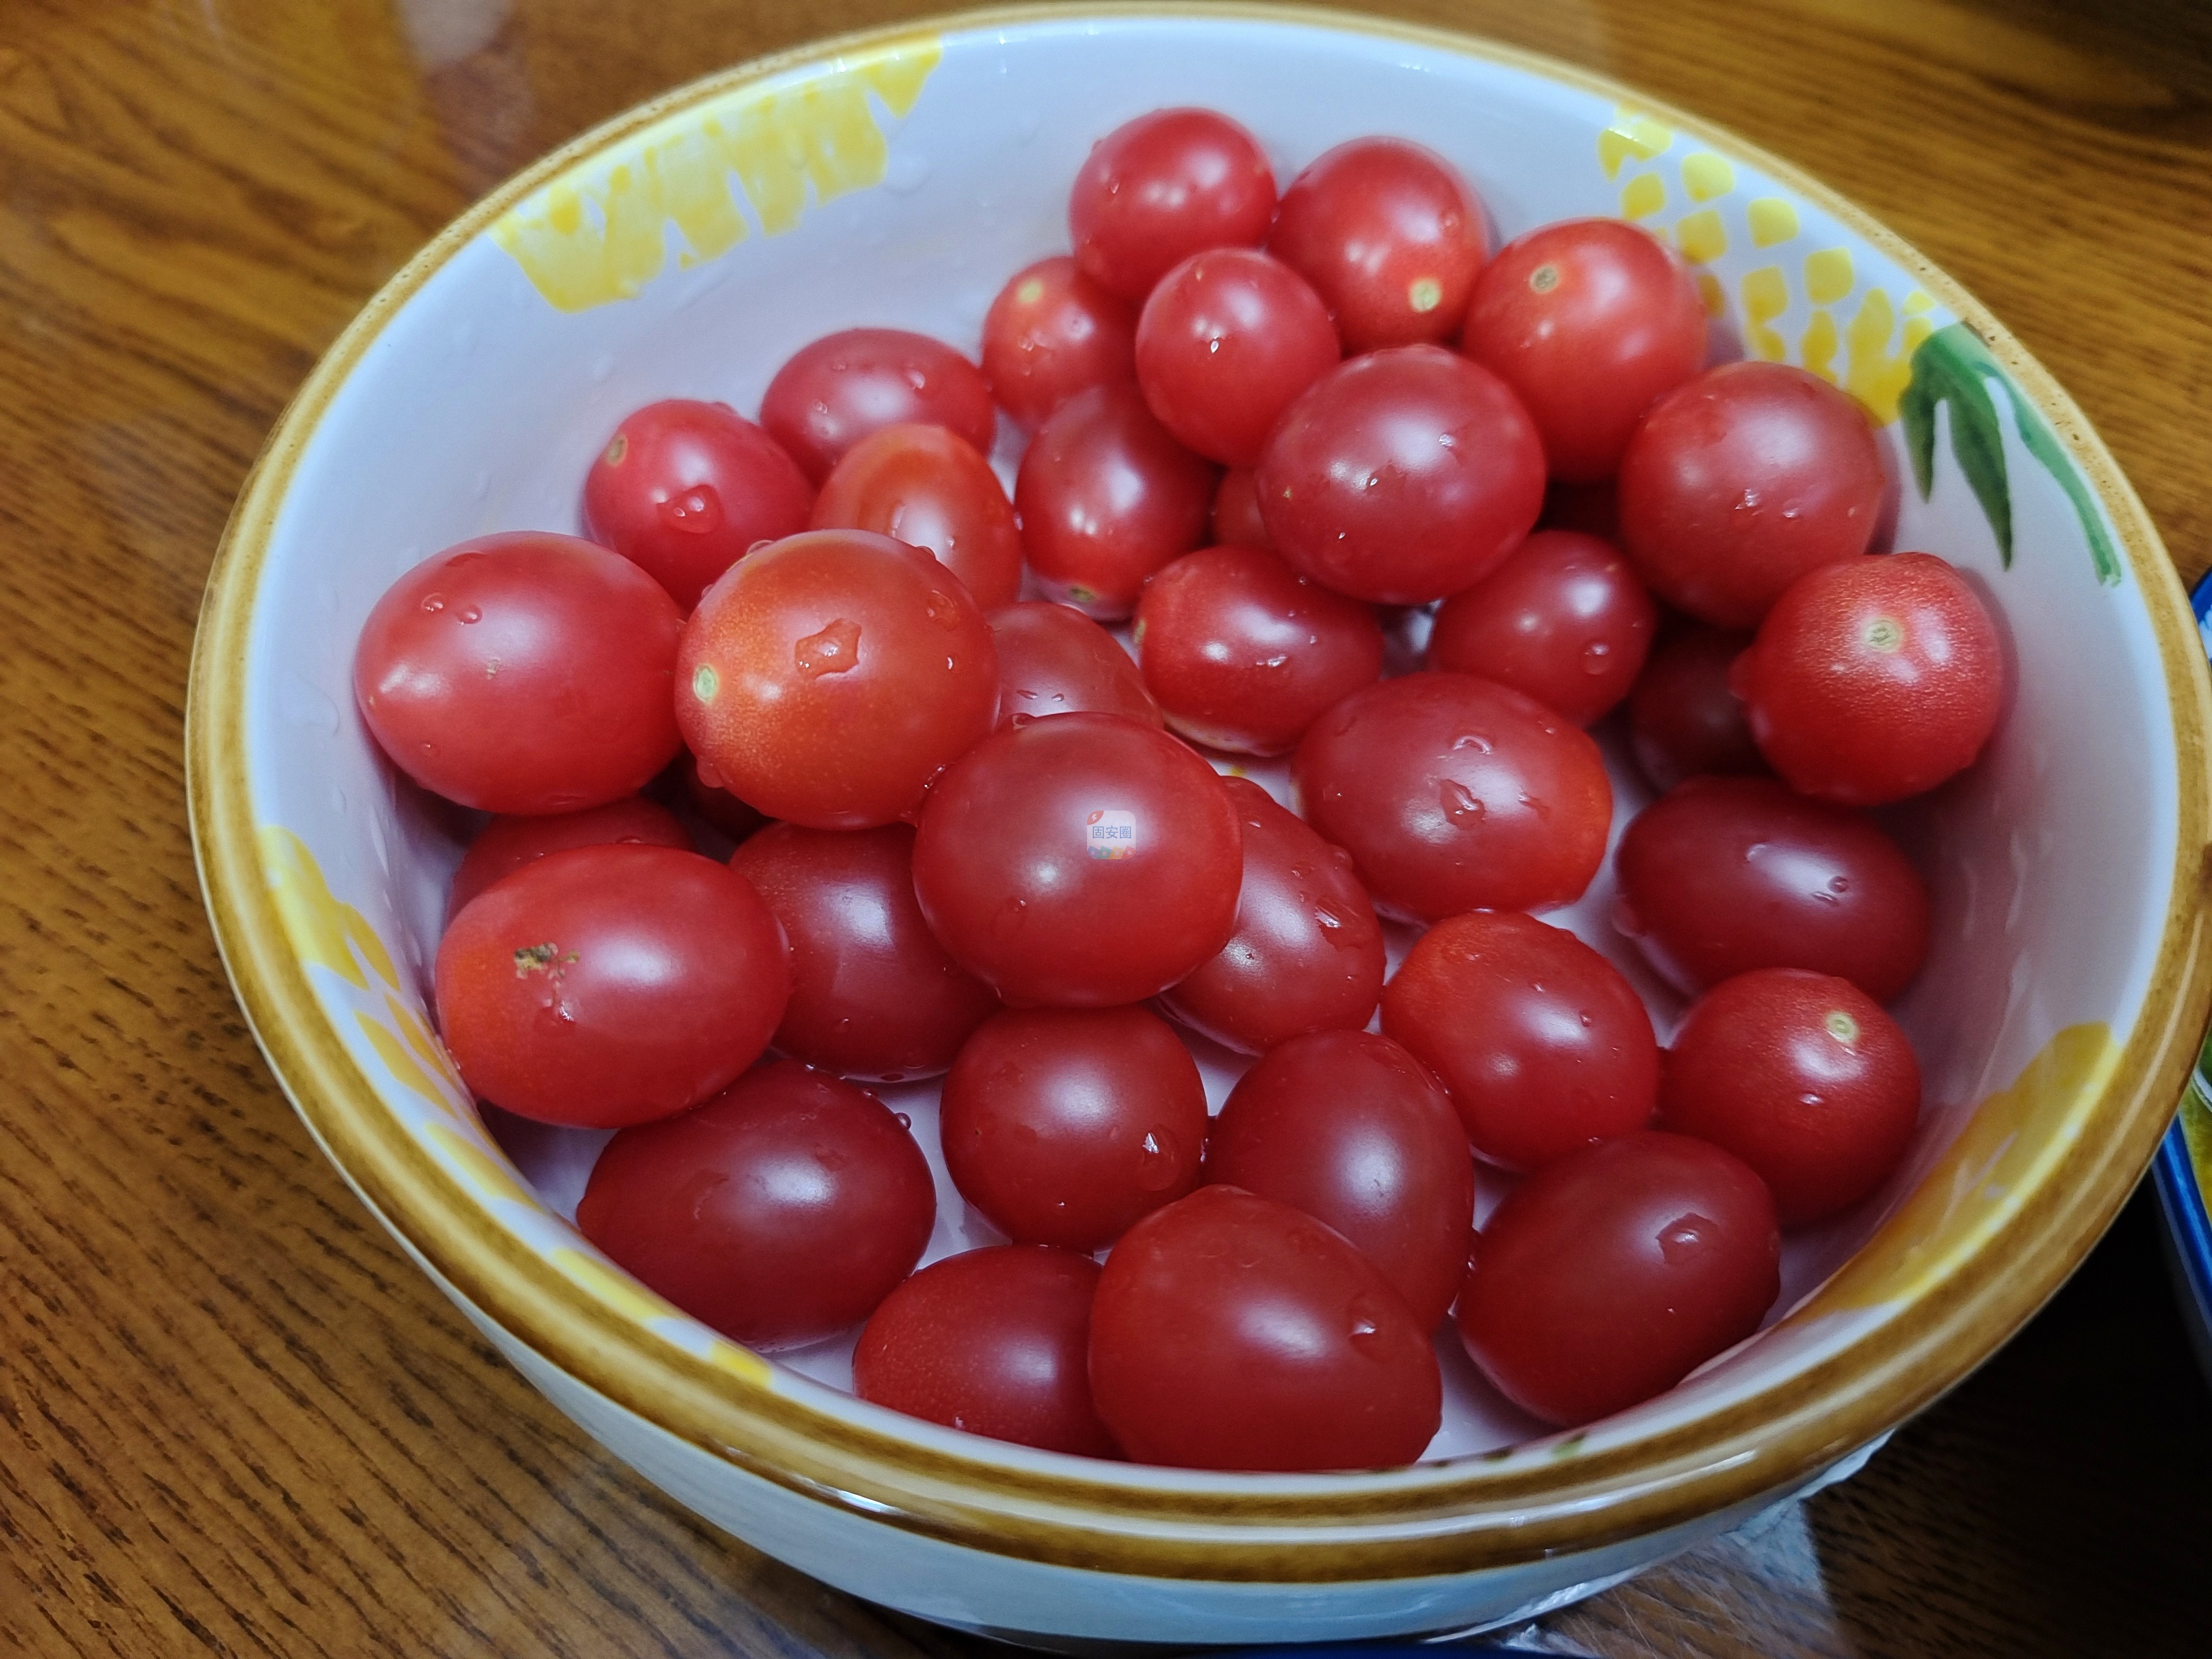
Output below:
[809,422,1022,610]
[759,328,996,483]
[1627,624,1766,793]
[447,797,691,922]
[1068,107,1276,301]
[980,255,1138,430]
[986,602,1162,731]
[1135,248,1339,468]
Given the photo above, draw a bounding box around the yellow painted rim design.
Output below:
[187,2,2212,1583]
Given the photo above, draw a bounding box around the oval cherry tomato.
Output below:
[576,1059,934,1350]
[986,602,1163,731]
[1257,345,1546,604]
[354,532,683,814]
[1135,248,1339,468]
[1627,624,1766,793]
[809,422,1022,610]
[434,845,787,1128]
[759,328,996,484]
[1211,468,1270,548]
[448,797,691,922]
[981,255,1138,430]
[1068,108,1276,301]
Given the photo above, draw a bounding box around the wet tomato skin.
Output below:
[986,602,1163,732]
[759,328,997,484]
[1627,624,1766,793]
[809,422,1022,610]
[981,255,1138,430]
[1068,108,1277,301]
[448,797,691,923]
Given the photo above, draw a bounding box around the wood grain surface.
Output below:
[3,0,2210,1654]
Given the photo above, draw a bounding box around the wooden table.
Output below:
[5,0,2210,1653]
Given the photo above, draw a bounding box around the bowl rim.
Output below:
[186,0,2212,1582]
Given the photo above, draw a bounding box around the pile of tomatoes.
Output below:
[352,109,2005,1472]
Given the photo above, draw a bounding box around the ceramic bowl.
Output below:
[188,4,2212,1643]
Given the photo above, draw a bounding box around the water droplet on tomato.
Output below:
[894,1111,912,1129]
[659,484,724,535]
[456,604,481,624]
[794,618,862,677]
[1451,733,1493,753]
[926,590,962,630]
[1581,640,1610,673]
[1657,1211,1714,1262]
[1134,1129,1182,1191]
[420,593,446,613]
[1440,780,1485,824]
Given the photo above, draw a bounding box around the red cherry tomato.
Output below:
[853,1246,1119,1456]
[1089,1186,1442,1471]
[729,822,999,1082]
[1617,362,1885,628]
[809,422,1022,610]
[448,797,691,922]
[1257,346,1546,604]
[1426,530,1657,725]
[1068,108,1276,301]
[1627,624,1766,793]
[434,845,787,1128]
[1382,912,1659,1171]
[675,530,999,830]
[1459,220,1707,483]
[986,602,1162,731]
[941,1004,1208,1250]
[1159,777,1385,1055]
[1457,1131,1780,1427]
[1134,248,1339,468]
[1211,468,1270,548]
[1739,551,2006,806]
[1660,969,1921,1225]
[1132,544,1384,756]
[1291,672,1612,921]
[912,713,1242,1006]
[980,254,1138,430]
[582,399,814,610]
[1015,382,1217,619]
[354,532,683,815]
[1205,1029,1473,1329]
[759,328,996,484]
[576,1060,934,1350]
[1614,777,1930,1001]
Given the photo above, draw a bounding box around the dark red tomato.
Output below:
[729,822,998,1083]
[354,532,683,815]
[809,422,1022,610]
[680,749,768,842]
[1540,477,1619,541]
[576,1060,933,1350]
[1089,1186,1442,1471]
[1614,777,1930,1001]
[1457,1131,1780,1427]
[1739,551,2006,806]
[1382,912,1658,1172]
[1132,544,1384,756]
[1257,346,1546,605]
[1159,777,1385,1054]
[1267,137,1488,353]
[1460,220,1706,483]
[981,255,1138,431]
[1627,624,1766,793]
[941,1004,1207,1250]
[1068,108,1276,301]
[912,713,1242,1006]
[434,845,787,1128]
[1015,382,1217,619]
[1134,249,1339,468]
[582,399,814,611]
[1426,530,1657,725]
[1660,969,1921,1225]
[448,797,690,922]
[1291,673,1612,921]
[676,530,998,829]
[853,1246,1119,1457]
[759,328,997,484]
[1211,468,1270,548]
[986,602,1162,731]
[1205,1029,1473,1329]
[1617,362,1886,628]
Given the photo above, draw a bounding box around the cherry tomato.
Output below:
[729,822,999,1082]
[576,1059,934,1350]
[1159,777,1385,1055]
[853,1246,1119,1456]
[1739,551,2005,806]
[809,422,1022,610]
[759,328,996,483]
[1614,776,1930,1001]
[680,749,768,842]
[1660,969,1921,1225]
[1089,1186,1442,1471]
[1211,468,1270,548]
[1626,624,1766,793]
[1617,362,1885,628]
[582,399,814,610]
[1135,248,1339,468]
[434,845,787,1128]
[1459,219,1706,483]
[1015,382,1217,619]
[676,530,998,829]
[1291,672,1612,921]
[986,602,1163,731]
[981,255,1138,431]
[941,1004,1208,1250]
[448,797,691,922]
[1068,108,1276,301]
[1257,346,1546,604]
[1382,912,1658,1171]
[354,532,683,815]
[913,713,1242,1006]
[1205,1029,1473,1329]
[1426,530,1657,725]
[1457,1131,1780,1427]
[1132,544,1384,756]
